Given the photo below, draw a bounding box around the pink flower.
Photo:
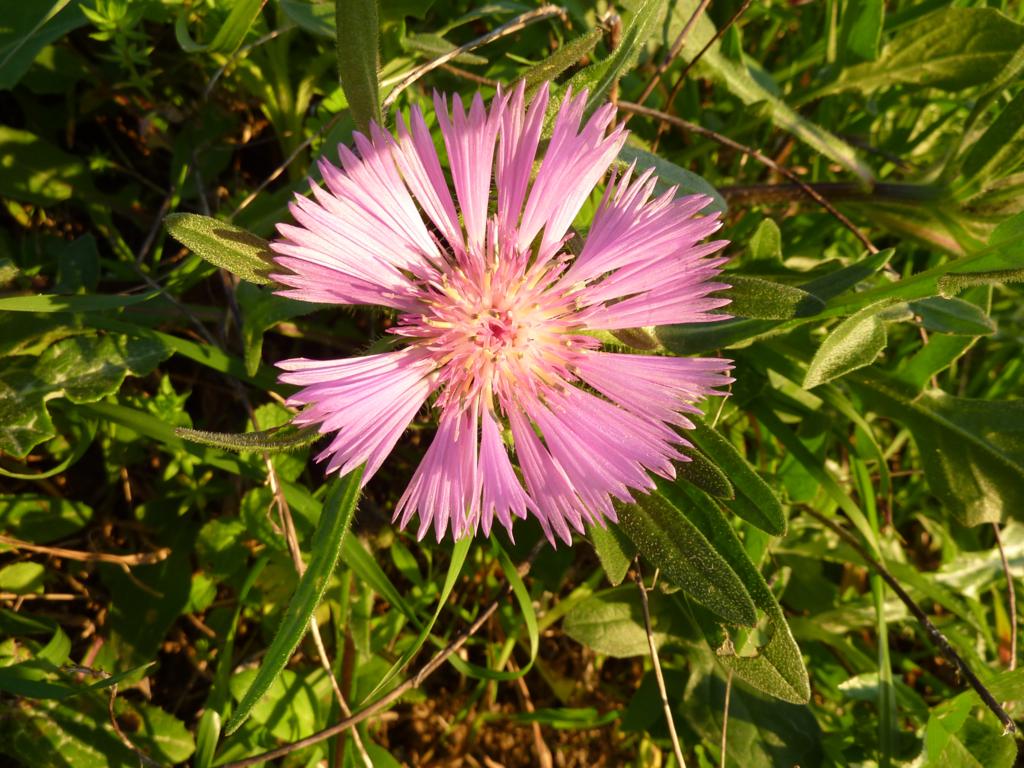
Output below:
[273,82,733,544]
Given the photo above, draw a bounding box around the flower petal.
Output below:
[279,351,437,483]
[517,89,627,262]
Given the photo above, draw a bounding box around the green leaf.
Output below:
[174,0,263,55]
[617,144,727,213]
[402,32,487,66]
[697,48,874,183]
[726,275,825,320]
[837,0,884,64]
[0,334,169,457]
[336,0,381,132]
[237,282,317,375]
[909,296,996,336]
[826,7,1024,95]
[0,495,92,544]
[164,213,274,285]
[682,672,822,764]
[656,249,896,355]
[562,584,688,658]
[279,0,333,37]
[0,292,157,313]
[676,446,734,501]
[689,420,786,536]
[174,424,320,454]
[803,300,912,389]
[224,469,362,735]
[617,492,757,626]
[589,522,636,587]
[747,218,782,263]
[664,481,810,704]
[565,0,663,117]
[0,126,91,206]
[0,562,46,594]
[0,0,86,90]
[853,373,1024,526]
[960,89,1024,189]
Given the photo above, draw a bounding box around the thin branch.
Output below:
[220,592,508,768]
[807,508,1017,735]
[0,534,170,567]
[634,564,687,768]
[624,0,712,125]
[993,522,1018,671]
[669,0,753,103]
[381,5,567,110]
[108,684,162,768]
[617,101,879,254]
[720,669,733,768]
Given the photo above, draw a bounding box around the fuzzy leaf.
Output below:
[589,523,636,587]
[563,584,687,658]
[909,296,996,336]
[617,492,757,626]
[803,300,912,389]
[164,213,274,285]
[689,421,786,535]
[726,275,825,320]
[336,0,381,132]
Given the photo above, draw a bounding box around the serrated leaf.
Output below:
[726,275,825,320]
[803,300,911,389]
[617,492,757,626]
[589,523,636,586]
[618,144,727,213]
[0,334,169,457]
[689,421,786,535]
[826,7,1024,95]
[164,213,274,285]
[336,0,381,132]
[663,481,810,703]
[909,296,996,336]
[224,469,362,735]
[853,373,1024,527]
[562,584,687,658]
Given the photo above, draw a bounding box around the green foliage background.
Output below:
[1,0,1023,765]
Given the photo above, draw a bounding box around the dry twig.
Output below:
[617,101,879,254]
[634,564,687,767]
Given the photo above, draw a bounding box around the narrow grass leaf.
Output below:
[224,468,362,735]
